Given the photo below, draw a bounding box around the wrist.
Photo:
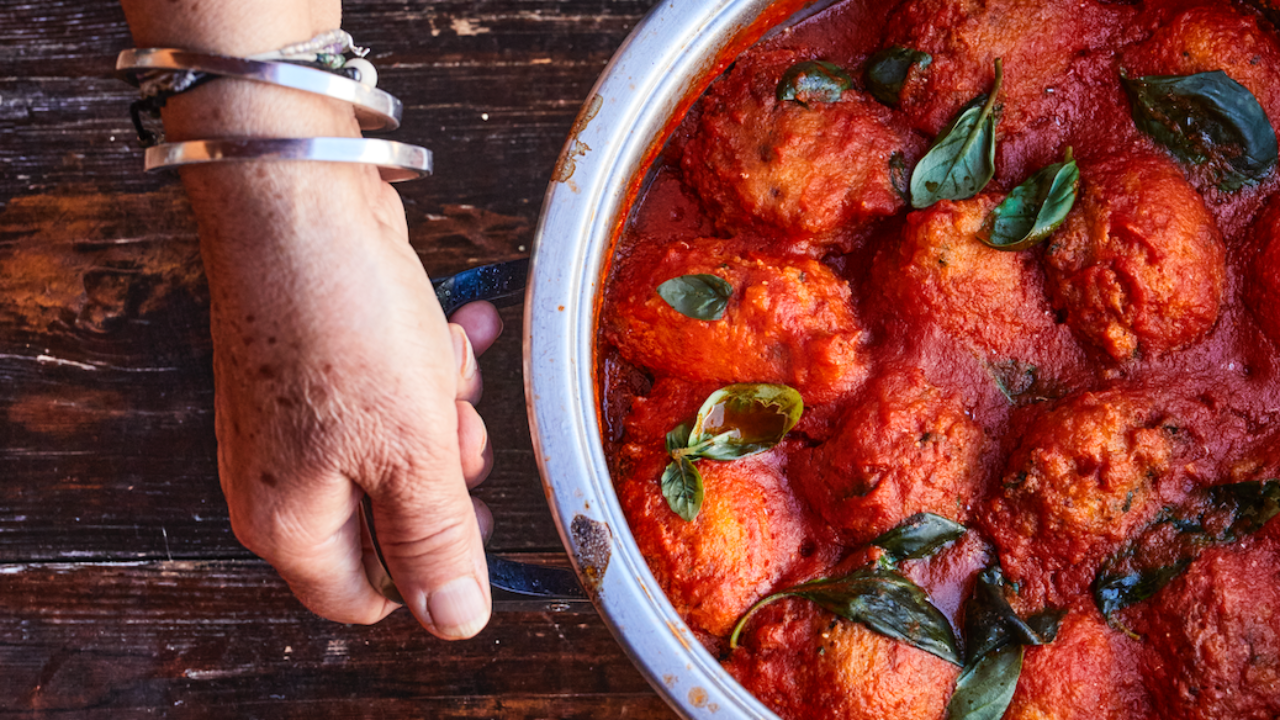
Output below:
[159,81,362,142]
[120,0,357,140]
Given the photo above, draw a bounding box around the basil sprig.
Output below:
[730,514,966,664]
[730,565,961,665]
[776,60,854,108]
[866,46,932,106]
[911,58,1003,209]
[979,148,1079,251]
[660,384,804,521]
[657,274,733,321]
[871,512,967,564]
[946,565,1064,720]
[1122,69,1278,191]
[1093,479,1280,634]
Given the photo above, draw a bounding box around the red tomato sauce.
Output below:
[597,0,1280,717]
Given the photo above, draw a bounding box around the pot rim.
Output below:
[522,0,822,717]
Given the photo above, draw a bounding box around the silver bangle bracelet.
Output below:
[117,48,402,132]
[144,138,432,182]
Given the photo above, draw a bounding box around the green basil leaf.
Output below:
[1210,478,1280,540]
[787,566,961,665]
[656,274,733,321]
[866,46,932,106]
[964,565,1062,664]
[661,456,704,522]
[910,58,1003,209]
[730,567,961,664]
[946,643,1024,720]
[1122,70,1278,191]
[1093,558,1193,632]
[687,384,803,461]
[665,422,692,456]
[1023,608,1065,644]
[777,60,854,108]
[980,148,1079,250]
[1092,478,1279,630]
[871,512,967,564]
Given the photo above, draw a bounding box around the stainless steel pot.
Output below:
[525,0,1280,717]
[524,1,817,717]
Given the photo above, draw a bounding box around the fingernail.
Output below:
[451,325,477,381]
[427,576,488,639]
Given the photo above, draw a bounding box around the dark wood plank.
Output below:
[0,0,678,715]
[0,559,676,718]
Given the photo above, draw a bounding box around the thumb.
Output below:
[370,462,492,640]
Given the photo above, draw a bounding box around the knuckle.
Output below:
[380,510,477,572]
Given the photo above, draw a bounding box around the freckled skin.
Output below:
[985,389,1175,606]
[1043,152,1226,361]
[1006,610,1143,720]
[880,194,1059,354]
[1136,540,1280,720]
[726,601,959,720]
[792,369,984,544]
[603,238,866,404]
[681,49,923,246]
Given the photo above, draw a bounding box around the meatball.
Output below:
[881,194,1059,354]
[1043,152,1226,361]
[985,390,1176,606]
[1248,202,1280,347]
[882,0,1129,145]
[792,369,984,544]
[616,378,814,638]
[603,238,866,403]
[617,447,809,637]
[727,601,959,720]
[681,48,922,245]
[1006,611,1145,720]
[1138,541,1280,720]
[1122,4,1280,141]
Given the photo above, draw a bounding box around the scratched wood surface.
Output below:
[0,0,680,716]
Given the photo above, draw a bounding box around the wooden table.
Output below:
[0,1,680,716]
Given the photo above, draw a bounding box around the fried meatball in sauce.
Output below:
[985,389,1176,606]
[726,601,959,720]
[792,369,984,544]
[617,449,810,637]
[881,0,1130,147]
[614,378,816,638]
[1136,540,1280,720]
[1122,3,1280,141]
[882,194,1059,354]
[1043,152,1226,361]
[1005,611,1145,720]
[603,238,866,403]
[681,49,922,246]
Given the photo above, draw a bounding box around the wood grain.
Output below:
[0,560,670,717]
[0,0,680,715]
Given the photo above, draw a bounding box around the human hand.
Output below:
[193,159,502,639]
[118,0,502,638]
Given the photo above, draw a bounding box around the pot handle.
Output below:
[360,259,588,602]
